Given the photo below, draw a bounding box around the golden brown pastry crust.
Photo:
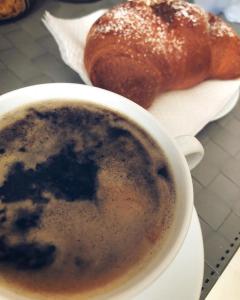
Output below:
[84,0,240,108]
[208,13,240,79]
[0,0,26,19]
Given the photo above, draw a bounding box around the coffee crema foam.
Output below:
[0,101,175,299]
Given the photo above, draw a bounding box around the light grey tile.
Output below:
[199,217,215,244]
[217,113,233,127]
[192,158,219,186]
[195,189,231,230]
[205,232,233,274]
[192,178,203,196]
[6,29,46,59]
[208,174,240,209]
[0,70,23,95]
[235,151,240,160]
[219,212,240,244]
[209,126,240,156]
[0,49,41,82]
[222,157,240,187]
[222,117,240,137]
[203,140,229,168]
[232,98,240,121]
[233,201,240,218]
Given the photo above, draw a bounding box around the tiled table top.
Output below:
[0,1,240,299]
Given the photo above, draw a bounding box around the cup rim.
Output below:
[0,83,193,300]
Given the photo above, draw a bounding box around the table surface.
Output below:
[1,1,240,298]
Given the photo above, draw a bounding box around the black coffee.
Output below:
[0,101,175,299]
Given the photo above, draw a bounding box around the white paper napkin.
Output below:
[43,10,240,138]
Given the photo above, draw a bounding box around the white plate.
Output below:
[211,88,240,121]
[43,11,240,138]
[134,208,204,300]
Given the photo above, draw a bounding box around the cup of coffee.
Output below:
[0,83,203,300]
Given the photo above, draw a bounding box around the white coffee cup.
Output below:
[0,83,204,300]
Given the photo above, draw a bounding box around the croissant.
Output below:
[84,0,240,108]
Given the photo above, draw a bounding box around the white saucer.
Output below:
[211,88,240,121]
[134,208,204,300]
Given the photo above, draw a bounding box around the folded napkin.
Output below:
[43,10,240,138]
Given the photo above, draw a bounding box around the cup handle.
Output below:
[175,135,204,170]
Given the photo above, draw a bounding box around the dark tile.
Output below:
[41,0,106,19]
[21,19,48,39]
[0,34,12,51]
[205,232,233,274]
[219,212,240,244]
[208,174,240,209]
[27,1,62,22]
[0,22,19,34]
[6,29,46,59]
[38,1,61,15]
[192,158,219,186]
[205,121,220,136]
[28,0,53,15]
[0,61,5,70]
[0,49,41,82]
[48,2,85,18]
[6,29,35,45]
[200,263,219,300]
[195,189,231,230]
[24,75,53,86]
[18,41,46,60]
[37,36,61,58]
[32,53,80,82]
[222,157,240,187]
[0,70,23,95]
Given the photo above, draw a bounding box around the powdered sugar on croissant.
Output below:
[84,0,240,108]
